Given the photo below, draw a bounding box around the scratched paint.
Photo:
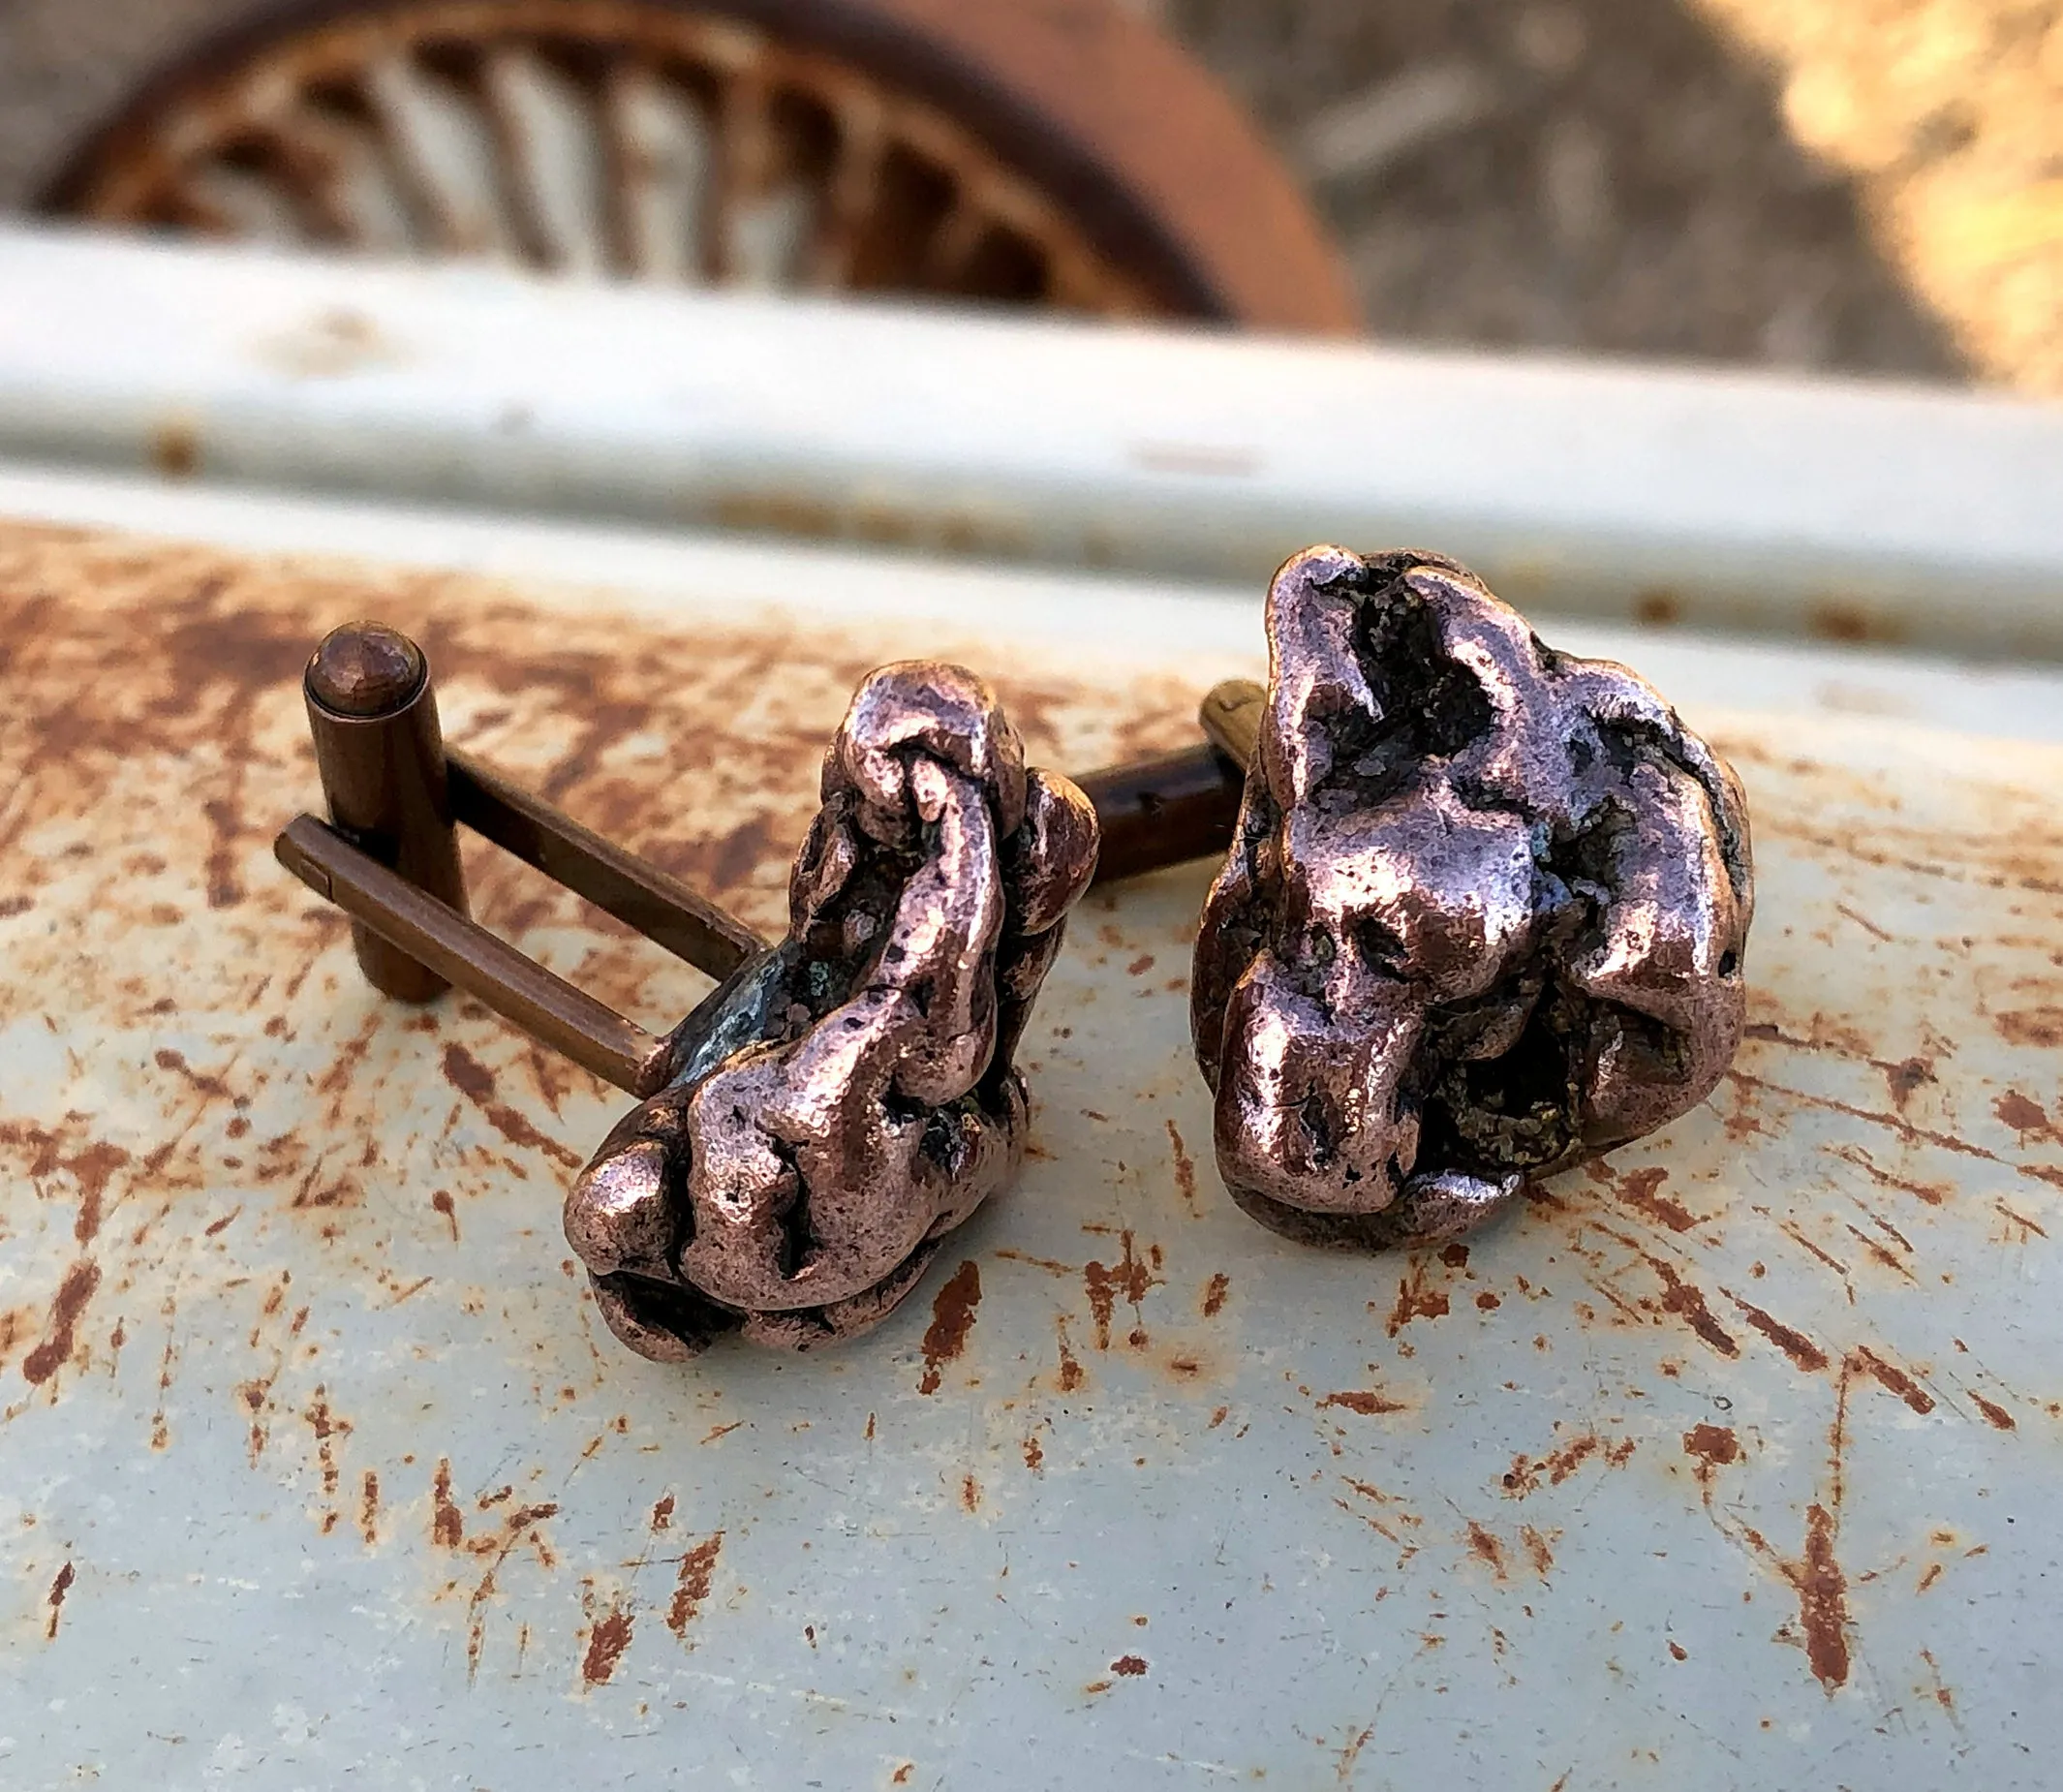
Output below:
[3,517,2062,1786]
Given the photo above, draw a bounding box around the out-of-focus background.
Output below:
[2,0,2056,389]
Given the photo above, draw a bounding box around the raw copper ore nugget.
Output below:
[566,662,1098,1357]
[1192,546,1753,1249]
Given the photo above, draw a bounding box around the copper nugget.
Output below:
[1191,546,1753,1249]
[565,663,1099,1357]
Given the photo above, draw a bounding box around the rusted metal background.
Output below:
[4,498,2062,1786]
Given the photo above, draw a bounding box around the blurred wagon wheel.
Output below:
[39,0,1358,331]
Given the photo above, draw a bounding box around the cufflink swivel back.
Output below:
[276,624,1247,1359]
[279,623,765,1092]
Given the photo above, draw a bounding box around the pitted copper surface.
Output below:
[564,662,1099,1357]
[1192,546,1754,1249]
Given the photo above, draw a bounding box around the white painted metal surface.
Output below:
[4,481,2063,1787]
[2,225,2062,656]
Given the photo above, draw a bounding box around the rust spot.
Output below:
[1669,1639,1688,1661]
[44,1560,75,1640]
[1318,1389,1407,1416]
[1730,1299,1830,1374]
[1617,1165,1698,1232]
[431,1189,458,1242]
[580,1606,634,1686]
[652,1495,675,1531]
[961,1473,981,1513]
[1110,1653,1148,1676]
[432,1460,464,1548]
[1632,588,1679,626]
[1969,1392,2017,1431]
[58,1142,130,1245]
[1438,1242,1469,1269]
[1995,1090,2055,1139]
[1792,1501,1852,1691]
[1126,954,1155,976]
[1023,1433,1044,1472]
[1083,1230,1158,1350]
[23,1260,102,1385]
[1807,600,1897,645]
[359,1471,380,1546]
[440,1043,579,1167]
[892,1768,913,1786]
[1918,1562,1944,1592]
[152,417,200,479]
[916,1260,981,1396]
[1201,1271,1230,1317]
[1682,1423,1740,1481]
[666,1533,724,1639]
[1475,1290,1501,1311]
[1878,1056,1934,1111]
[1997,1008,2063,1049]
[1385,1262,1451,1337]
[1465,1521,1507,1577]
[1165,1120,1198,1216]
[701,1420,744,1444]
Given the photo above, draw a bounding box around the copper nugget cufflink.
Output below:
[1173,547,1754,1249]
[274,625,1155,1357]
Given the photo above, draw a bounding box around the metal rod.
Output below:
[1077,744,1244,883]
[275,815,672,1097]
[446,748,766,979]
[302,622,470,1001]
[1199,678,1266,774]
[1075,677,1267,883]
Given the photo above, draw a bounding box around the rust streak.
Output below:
[1793,1501,1852,1691]
[431,1461,463,1548]
[1165,1119,1199,1216]
[23,1261,102,1385]
[917,1260,982,1396]
[580,1606,634,1686]
[1853,1346,1935,1415]
[1317,1389,1407,1416]
[1729,1297,1831,1373]
[441,1043,579,1168]
[1202,1272,1230,1317]
[1969,1392,2017,1431]
[666,1533,724,1640]
[995,1248,1075,1277]
[1617,1165,1698,1232]
[44,1560,74,1640]
[1464,1521,1507,1578]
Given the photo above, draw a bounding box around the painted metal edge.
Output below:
[0,222,2060,655]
